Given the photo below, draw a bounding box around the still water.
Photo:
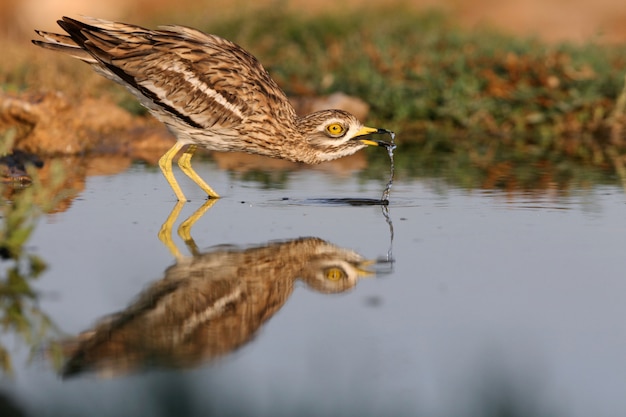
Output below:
[1,152,626,417]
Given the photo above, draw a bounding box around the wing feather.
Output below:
[33,16,296,130]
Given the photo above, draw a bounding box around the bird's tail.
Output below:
[32,27,97,63]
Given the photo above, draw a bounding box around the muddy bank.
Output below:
[0,90,368,157]
[0,91,174,157]
[0,89,370,210]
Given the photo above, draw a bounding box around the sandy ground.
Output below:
[1,0,626,43]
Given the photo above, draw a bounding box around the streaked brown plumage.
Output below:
[33,17,393,200]
[59,237,373,377]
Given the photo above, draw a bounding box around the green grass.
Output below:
[206,8,626,139]
[199,7,626,178]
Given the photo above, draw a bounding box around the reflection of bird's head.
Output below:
[299,248,373,294]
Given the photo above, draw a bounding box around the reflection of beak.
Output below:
[356,259,376,277]
[353,127,395,149]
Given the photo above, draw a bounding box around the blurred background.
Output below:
[3,0,626,195]
[2,0,626,43]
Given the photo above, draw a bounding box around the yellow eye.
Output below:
[325,267,346,281]
[325,123,345,137]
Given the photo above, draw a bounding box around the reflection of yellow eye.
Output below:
[325,123,345,137]
[325,267,346,281]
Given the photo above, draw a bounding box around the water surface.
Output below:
[1,153,625,417]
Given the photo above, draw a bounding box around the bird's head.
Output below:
[298,109,394,163]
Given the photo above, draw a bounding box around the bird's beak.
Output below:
[355,259,377,277]
[353,127,395,149]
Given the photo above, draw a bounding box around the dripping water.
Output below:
[381,131,396,203]
[378,131,396,272]
[376,203,395,272]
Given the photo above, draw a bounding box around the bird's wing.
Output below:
[34,17,296,129]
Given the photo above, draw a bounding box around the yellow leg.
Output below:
[158,142,187,201]
[177,144,220,199]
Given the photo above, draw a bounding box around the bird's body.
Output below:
[33,17,393,200]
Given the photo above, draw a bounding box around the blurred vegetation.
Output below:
[206,8,626,136]
[2,7,626,191]
[203,7,626,183]
[361,141,619,193]
[0,129,64,375]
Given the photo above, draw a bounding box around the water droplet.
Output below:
[381,131,396,202]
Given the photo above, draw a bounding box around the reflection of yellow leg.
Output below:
[158,199,219,258]
[178,144,220,199]
[158,142,187,201]
[158,201,186,259]
[178,199,218,256]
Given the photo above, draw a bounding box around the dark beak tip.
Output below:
[376,129,396,145]
[357,128,395,149]
[377,139,396,150]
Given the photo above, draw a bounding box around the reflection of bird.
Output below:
[33,17,394,201]
[61,237,373,377]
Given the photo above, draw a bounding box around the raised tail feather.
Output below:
[32,17,101,63]
[32,16,148,63]
[32,31,96,63]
